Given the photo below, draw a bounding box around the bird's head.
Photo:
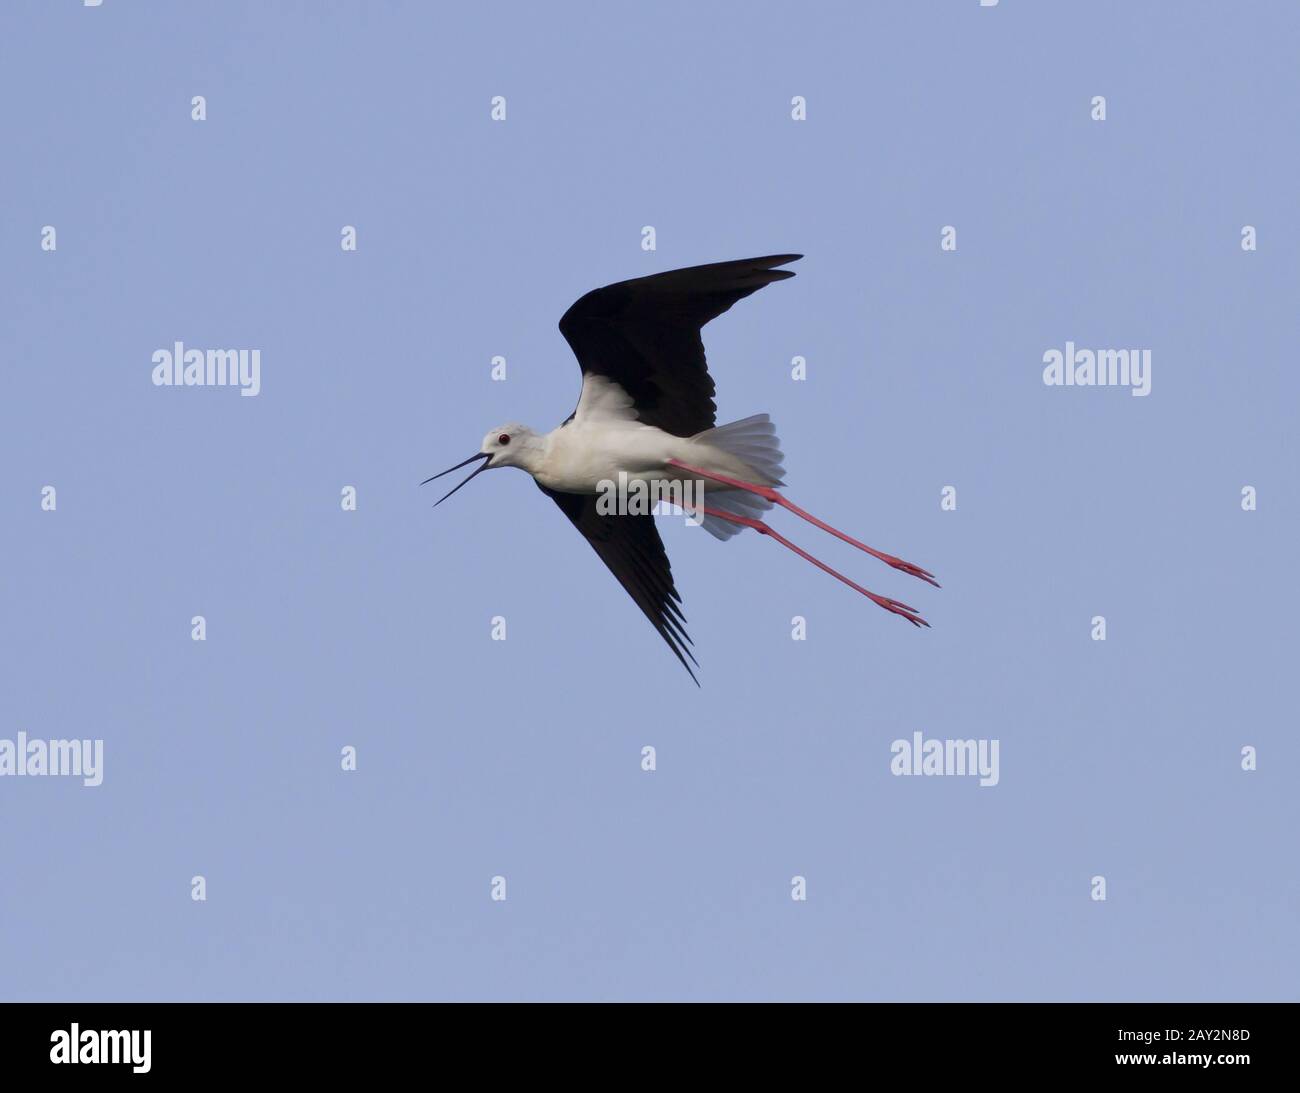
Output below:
[423,423,542,504]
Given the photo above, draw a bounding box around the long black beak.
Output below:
[422,452,492,506]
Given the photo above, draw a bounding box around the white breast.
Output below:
[536,419,680,493]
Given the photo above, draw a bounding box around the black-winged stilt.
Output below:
[425,255,937,683]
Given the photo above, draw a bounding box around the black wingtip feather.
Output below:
[539,483,703,685]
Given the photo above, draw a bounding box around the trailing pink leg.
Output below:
[666,459,939,587]
[694,502,929,628]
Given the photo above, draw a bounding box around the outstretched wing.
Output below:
[558,254,801,437]
[538,484,698,684]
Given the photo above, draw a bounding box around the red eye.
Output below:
[498,433,510,445]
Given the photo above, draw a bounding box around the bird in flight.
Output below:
[425,255,936,683]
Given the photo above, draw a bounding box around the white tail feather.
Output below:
[690,413,785,541]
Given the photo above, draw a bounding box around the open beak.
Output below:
[422,452,492,506]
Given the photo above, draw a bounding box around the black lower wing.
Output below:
[538,485,699,685]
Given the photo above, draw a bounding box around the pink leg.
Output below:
[667,459,939,587]
[695,503,929,628]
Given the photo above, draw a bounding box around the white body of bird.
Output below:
[501,418,781,496]
[424,255,935,683]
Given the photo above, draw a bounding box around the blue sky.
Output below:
[1,0,1296,1000]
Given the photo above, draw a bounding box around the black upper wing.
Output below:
[558,254,801,437]
[538,484,699,684]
